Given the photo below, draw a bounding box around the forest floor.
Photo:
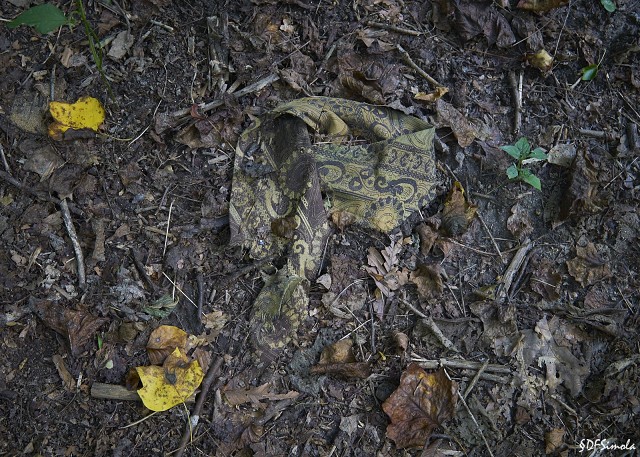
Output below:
[0,0,639,455]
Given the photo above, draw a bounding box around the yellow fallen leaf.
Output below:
[48,96,105,140]
[135,347,204,412]
[147,325,188,365]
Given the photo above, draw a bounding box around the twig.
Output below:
[197,273,205,327]
[603,157,638,190]
[396,44,444,89]
[0,170,85,217]
[475,212,504,262]
[59,198,86,289]
[578,128,618,141]
[163,198,174,257]
[0,143,10,173]
[169,73,280,118]
[401,299,459,353]
[162,272,197,308]
[366,21,421,36]
[410,354,512,375]
[444,368,495,457]
[130,248,158,293]
[463,360,489,400]
[174,356,223,457]
[447,239,499,256]
[509,71,523,134]
[496,239,532,304]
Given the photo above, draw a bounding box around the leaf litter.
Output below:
[0,0,639,454]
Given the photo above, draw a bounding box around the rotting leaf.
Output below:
[48,96,106,141]
[558,150,598,220]
[435,100,483,148]
[134,347,203,412]
[441,182,476,237]
[517,0,569,12]
[146,325,188,365]
[410,264,445,300]
[529,259,561,301]
[310,338,372,379]
[566,242,612,287]
[507,202,534,241]
[545,428,566,454]
[32,299,108,356]
[416,222,440,255]
[364,240,409,298]
[382,365,457,449]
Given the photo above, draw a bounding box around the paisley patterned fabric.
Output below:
[229,97,440,362]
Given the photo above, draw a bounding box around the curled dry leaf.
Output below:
[416,222,440,255]
[364,240,409,297]
[544,428,566,454]
[410,264,445,300]
[441,182,476,236]
[382,365,458,449]
[435,100,483,148]
[414,86,449,103]
[518,0,569,12]
[566,242,612,287]
[525,49,554,73]
[147,325,188,365]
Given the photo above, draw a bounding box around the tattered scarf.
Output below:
[229,97,439,362]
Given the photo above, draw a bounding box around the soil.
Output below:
[1,0,639,456]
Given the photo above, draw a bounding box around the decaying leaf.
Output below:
[364,240,409,297]
[529,259,562,301]
[566,242,612,287]
[525,49,554,73]
[223,383,299,408]
[48,96,105,141]
[416,222,440,255]
[520,316,590,397]
[435,100,484,148]
[32,299,108,355]
[447,0,515,47]
[382,365,458,449]
[410,264,445,300]
[441,182,476,236]
[133,347,204,412]
[146,325,188,365]
[545,428,566,454]
[558,150,599,220]
[517,0,569,12]
[469,300,519,356]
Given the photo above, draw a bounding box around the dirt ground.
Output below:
[1,0,639,455]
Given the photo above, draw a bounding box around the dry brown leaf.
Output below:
[507,202,534,241]
[416,222,440,255]
[525,49,554,73]
[558,150,599,221]
[32,299,108,356]
[382,365,457,449]
[529,259,562,301]
[435,100,482,148]
[414,86,449,103]
[319,339,356,364]
[331,209,358,231]
[147,325,188,365]
[364,240,408,297]
[566,242,612,287]
[544,428,566,454]
[518,0,569,12]
[441,182,476,236]
[410,264,444,300]
[310,338,372,379]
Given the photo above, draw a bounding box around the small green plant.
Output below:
[501,137,547,191]
[7,2,112,98]
[600,0,616,12]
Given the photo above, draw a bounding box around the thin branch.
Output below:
[401,299,459,353]
[366,21,421,36]
[59,198,86,289]
[396,44,444,89]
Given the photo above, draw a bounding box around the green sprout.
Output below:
[501,137,547,191]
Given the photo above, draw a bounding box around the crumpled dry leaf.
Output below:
[416,221,440,255]
[147,325,188,365]
[517,0,569,12]
[414,86,449,103]
[310,338,371,378]
[364,240,409,297]
[444,0,515,47]
[48,96,105,141]
[410,264,445,300]
[356,28,395,52]
[525,49,554,73]
[435,100,484,148]
[566,242,612,287]
[529,259,562,301]
[32,298,108,355]
[441,182,476,236]
[558,150,599,220]
[545,428,566,454]
[133,347,203,412]
[520,316,589,396]
[223,383,299,408]
[382,365,458,449]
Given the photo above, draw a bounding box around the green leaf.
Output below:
[529,147,548,160]
[581,64,599,81]
[600,0,616,12]
[520,169,542,190]
[501,145,521,160]
[514,137,531,156]
[506,164,519,180]
[7,4,69,34]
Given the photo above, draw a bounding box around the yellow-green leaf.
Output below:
[48,96,105,140]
